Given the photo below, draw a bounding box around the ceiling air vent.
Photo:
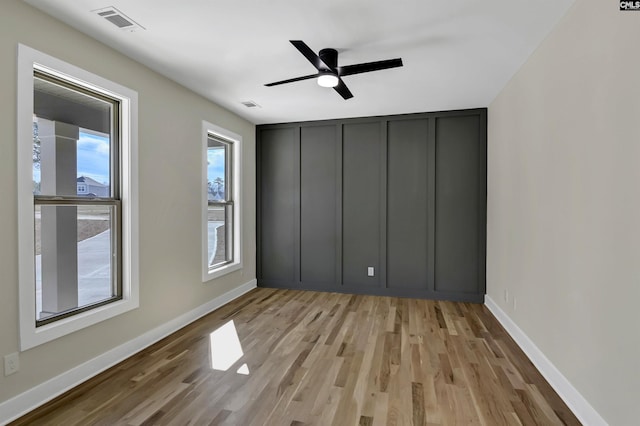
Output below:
[241,100,261,108]
[93,7,145,31]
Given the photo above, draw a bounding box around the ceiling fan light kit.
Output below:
[265,40,403,100]
[317,72,339,88]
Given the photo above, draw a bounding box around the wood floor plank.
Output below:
[10,289,581,426]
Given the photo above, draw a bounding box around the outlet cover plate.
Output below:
[4,352,19,376]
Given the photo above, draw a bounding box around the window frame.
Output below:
[207,136,234,270]
[33,69,123,327]
[17,44,139,350]
[201,121,242,282]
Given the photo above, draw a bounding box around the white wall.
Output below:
[488,0,640,423]
[0,0,255,412]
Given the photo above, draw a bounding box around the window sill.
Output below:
[19,296,139,351]
[203,261,242,283]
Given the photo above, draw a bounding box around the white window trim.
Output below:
[17,44,139,351]
[202,121,243,282]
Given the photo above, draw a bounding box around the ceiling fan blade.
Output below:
[333,78,353,100]
[265,73,318,87]
[290,40,331,71]
[337,58,403,77]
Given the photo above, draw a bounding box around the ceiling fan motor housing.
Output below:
[319,48,338,71]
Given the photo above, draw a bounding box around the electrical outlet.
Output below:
[504,289,509,303]
[4,352,19,376]
[513,297,517,311]
[367,267,374,277]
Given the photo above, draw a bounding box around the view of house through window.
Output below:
[207,135,233,270]
[32,70,121,325]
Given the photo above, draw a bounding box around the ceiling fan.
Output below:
[265,40,403,100]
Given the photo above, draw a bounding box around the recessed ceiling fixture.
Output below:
[265,40,403,100]
[92,6,145,31]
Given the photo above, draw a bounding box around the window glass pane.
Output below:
[207,138,227,202]
[32,118,41,195]
[35,204,116,322]
[77,131,111,197]
[208,205,228,268]
[33,75,113,198]
[224,204,233,263]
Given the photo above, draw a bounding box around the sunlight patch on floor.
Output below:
[209,320,248,375]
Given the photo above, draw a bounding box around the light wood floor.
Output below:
[12,288,580,425]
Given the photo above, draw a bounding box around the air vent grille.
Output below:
[241,100,261,108]
[93,7,145,31]
[105,14,134,28]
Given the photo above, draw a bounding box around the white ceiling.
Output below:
[25,0,575,125]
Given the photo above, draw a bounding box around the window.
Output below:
[18,45,138,350]
[202,121,242,281]
[207,136,233,268]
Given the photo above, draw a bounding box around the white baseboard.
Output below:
[484,296,607,426]
[0,279,257,425]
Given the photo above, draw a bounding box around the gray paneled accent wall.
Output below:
[257,109,487,303]
[342,122,382,288]
[300,125,338,285]
[257,127,297,283]
[387,119,431,291]
[435,116,482,295]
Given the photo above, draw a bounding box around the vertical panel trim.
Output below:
[256,131,262,280]
[336,124,343,286]
[380,120,388,288]
[427,118,436,292]
[294,126,301,284]
[478,111,488,294]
